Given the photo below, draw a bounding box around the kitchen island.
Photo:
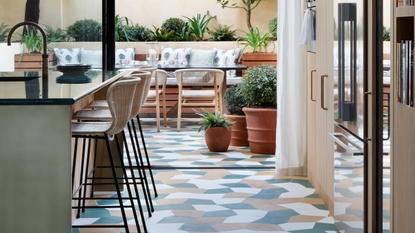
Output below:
[0,70,124,233]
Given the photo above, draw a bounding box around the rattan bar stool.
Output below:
[72,70,156,217]
[79,67,159,200]
[71,77,145,233]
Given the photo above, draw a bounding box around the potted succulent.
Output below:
[237,26,277,73]
[238,64,277,154]
[223,83,249,146]
[195,108,233,152]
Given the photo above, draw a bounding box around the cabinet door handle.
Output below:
[321,75,328,110]
[311,70,316,101]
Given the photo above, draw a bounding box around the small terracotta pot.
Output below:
[225,114,249,146]
[204,127,231,152]
[243,107,277,154]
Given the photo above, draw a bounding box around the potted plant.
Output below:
[223,83,249,146]
[238,64,277,154]
[237,26,277,73]
[195,108,233,152]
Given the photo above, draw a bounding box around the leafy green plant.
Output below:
[208,24,237,41]
[17,26,55,54]
[268,17,278,39]
[183,11,217,41]
[149,26,178,41]
[115,14,131,41]
[383,26,390,41]
[195,108,233,132]
[238,64,277,107]
[0,22,11,42]
[224,83,247,115]
[176,23,193,41]
[43,24,69,42]
[162,17,187,34]
[215,0,265,31]
[67,19,102,41]
[237,26,275,57]
[124,24,151,41]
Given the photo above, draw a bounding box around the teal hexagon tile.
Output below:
[343,174,362,178]
[184,198,216,205]
[72,228,81,233]
[93,216,130,224]
[204,188,234,194]
[96,199,120,206]
[154,203,196,211]
[155,159,179,163]
[383,183,390,187]
[220,203,256,210]
[305,193,321,199]
[221,183,251,188]
[254,209,299,225]
[265,179,292,184]
[260,161,275,165]
[202,210,237,218]
[251,154,273,158]
[153,193,169,199]
[383,210,390,221]
[173,150,196,153]
[313,223,339,231]
[179,223,217,232]
[312,204,329,211]
[201,152,225,156]
[335,188,362,198]
[383,194,390,199]
[152,150,175,153]
[291,179,314,189]
[169,183,199,188]
[192,162,216,166]
[383,174,390,178]
[222,158,244,161]
[222,174,250,179]
[223,164,244,167]
[181,170,208,175]
[158,216,198,224]
[352,181,364,186]
[79,208,112,218]
[249,188,289,199]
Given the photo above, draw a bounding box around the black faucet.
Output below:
[7,21,49,98]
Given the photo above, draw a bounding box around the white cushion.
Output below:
[54,47,83,65]
[80,50,102,69]
[160,47,192,65]
[213,47,241,65]
[188,49,217,65]
[115,47,135,65]
[182,90,215,98]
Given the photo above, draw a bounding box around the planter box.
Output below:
[14,54,56,71]
[241,53,277,74]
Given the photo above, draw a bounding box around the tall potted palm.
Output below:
[238,64,277,154]
[224,83,249,146]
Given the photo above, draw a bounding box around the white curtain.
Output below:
[276,0,307,176]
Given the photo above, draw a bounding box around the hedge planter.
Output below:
[241,53,277,74]
[243,107,277,154]
[205,127,231,152]
[225,114,249,146]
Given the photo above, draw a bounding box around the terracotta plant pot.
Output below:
[243,107,277,154]
[225,114,249,146]
[204,127,231,152]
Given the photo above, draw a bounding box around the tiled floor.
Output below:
[72,119,338,233]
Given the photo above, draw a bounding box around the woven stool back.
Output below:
[123,71,152,120]
[137,66,157,104]
[105,78,141,136]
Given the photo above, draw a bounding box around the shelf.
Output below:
[395,6,415,17]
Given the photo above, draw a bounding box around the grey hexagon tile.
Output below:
[249,188,289,199]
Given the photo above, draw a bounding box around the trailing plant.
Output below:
[115,14,132,41]
[67,19,102,41]
[124,24,151,41]
[268,17,278,39]
[237,64,277,107]
[183,11,217,41]
[43,24,69,42]
[0,22,11,42]
[149,26,178,41]
[195,108,233,132]
[161,17,187,34]
[208,24,237,41]
[17,26,55,54]
[224,83,247,115]
[237,26,275,57]
[215,0,265,31]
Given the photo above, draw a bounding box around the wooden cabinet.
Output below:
[390,3,415,232]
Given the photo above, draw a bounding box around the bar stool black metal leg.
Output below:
[122,131,148,232]
[76,138,87,218]
[72,138,79,191]
[128,121,153,216]
[81,138,92,213]
[114,134,141,230]
[136,115,158,197]
[90,138,98,199]
[105,134,130,233]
